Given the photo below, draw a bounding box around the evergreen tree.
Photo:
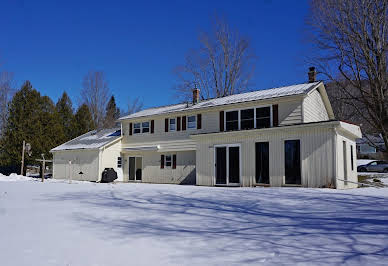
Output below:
[73,104,95,137]
[0,81,65,171]
[56,92,74,141]
[103,95,120,128]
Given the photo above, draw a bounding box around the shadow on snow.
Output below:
[43,186,388,264]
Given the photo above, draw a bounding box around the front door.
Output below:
[215,145,240,185]
[128,157,142,181]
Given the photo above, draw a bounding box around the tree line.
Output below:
[0,71,142,174]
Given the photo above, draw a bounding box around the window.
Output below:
[169,118,176,131]
[165,155,172,167]
[226,111,239,131]
[142,122,150,133]
[350,146,354,171]
[133,123,141,134]
[256,107,271,128]
[117,157,122,168]
[188,115,196,129]
[240,109,254,130]
[133,121,150,134]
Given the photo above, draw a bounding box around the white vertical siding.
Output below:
[303,90,329,122]
[335,134,358,189]
[195,126,336,188]
[52,150,99,181]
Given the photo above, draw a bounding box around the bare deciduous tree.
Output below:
[120,97,143,116]
[0,71,14,136]
[81,71,110,129]
[174,17,256,100]
[308,0,388,157]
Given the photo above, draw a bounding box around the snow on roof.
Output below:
[118,82,321,120]
[51,127,121,152]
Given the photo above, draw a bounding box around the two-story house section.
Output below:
[117,68,362,189]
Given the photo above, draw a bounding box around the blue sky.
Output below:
[0,0,313,110]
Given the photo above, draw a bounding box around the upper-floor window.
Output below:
[241,109,254,130]
[142,122,150,133]
[133,123,141,134]
[226,111,239,131]
[225,106,272,131]
[256,107,271,128]
[133,121,150,134]
[188,115,196,129]
[169,118,176,131]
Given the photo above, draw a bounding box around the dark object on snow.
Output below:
[136,168,142,180]
[101,168,117,183]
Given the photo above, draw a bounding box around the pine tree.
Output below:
[73,104,95,137]
[103,95,120,128]
[0,81,65,172]
[56,92,74,141]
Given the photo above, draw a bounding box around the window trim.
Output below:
[162,153,176,169]
[224,105,273,131]
[132,121,151,135]
[169,118,176,131]
[213,143,242,186]
[187,115,197,130]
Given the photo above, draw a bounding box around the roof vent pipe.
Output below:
[308,67,317,83]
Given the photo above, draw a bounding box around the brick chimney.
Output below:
[192,88,200,104]
[308,67,317,83]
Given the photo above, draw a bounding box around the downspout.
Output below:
[333,127,338,188]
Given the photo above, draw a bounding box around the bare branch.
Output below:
[173,16,256,101]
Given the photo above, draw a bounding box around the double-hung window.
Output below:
[169,118,176,131]
[165,155,172,167]
[256,107,271,128]
[133,123,141,134]
[142,122,150,133]
[188,115,196,129]
[240,109,254,130]
[226,111,239,131]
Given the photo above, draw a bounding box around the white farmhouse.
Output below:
[52,68,362,188]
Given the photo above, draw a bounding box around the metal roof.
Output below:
[51,127,121,152]
[118,81,321,120]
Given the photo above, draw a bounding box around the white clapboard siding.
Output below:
[303,89,330,122]
[121,150,196,184]
[122,97,305,147]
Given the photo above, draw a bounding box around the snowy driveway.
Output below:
[1,178,388,265]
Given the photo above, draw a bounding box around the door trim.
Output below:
[283,139,302,186]
[213,144,242,186]
[128,156,143,182]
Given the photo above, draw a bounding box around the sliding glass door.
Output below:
[284,140,301,185]
[128,157,142,181]
[215,145,240,185]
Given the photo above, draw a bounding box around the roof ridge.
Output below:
[119,81,322,120]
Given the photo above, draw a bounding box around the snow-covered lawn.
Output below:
[1,175,388,265]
